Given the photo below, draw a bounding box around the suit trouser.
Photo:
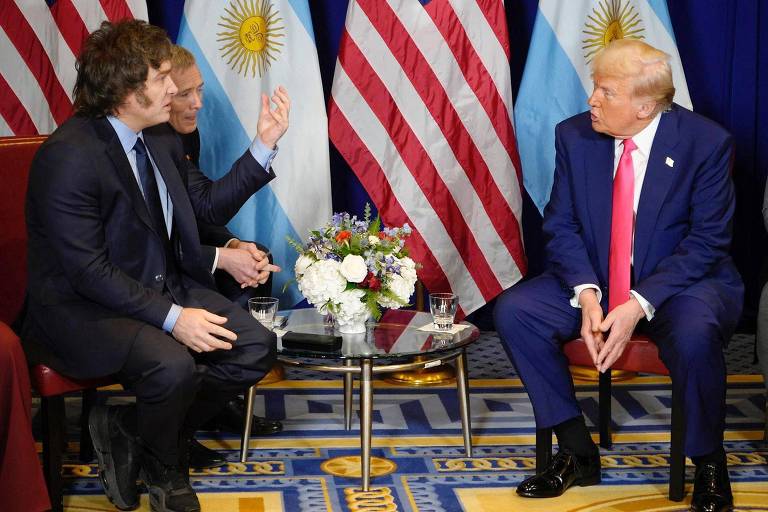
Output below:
[493,273,728,457]
[757,283,768,394]
[116,286,276,465]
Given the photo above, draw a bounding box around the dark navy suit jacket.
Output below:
[23,116,274,377]
[542,104,743,337]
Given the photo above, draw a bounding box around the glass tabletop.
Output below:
[275,308,479,361]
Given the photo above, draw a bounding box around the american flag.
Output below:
[328,0,527,318]
[0,0,147,136]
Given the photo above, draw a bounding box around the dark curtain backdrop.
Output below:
[148,0,768,330]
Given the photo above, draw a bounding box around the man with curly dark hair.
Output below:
[24,19,289,512]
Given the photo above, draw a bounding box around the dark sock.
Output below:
[692,446,726,467]
[553,416,597,457]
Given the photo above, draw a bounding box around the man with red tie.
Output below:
[494,39,742,512]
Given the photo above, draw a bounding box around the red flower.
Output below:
[361,272,381,291]
[335,230,351,242]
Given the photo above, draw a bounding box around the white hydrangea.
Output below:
[367,235,380,246]
[333,289,369,325]
[378,274,415,308]
[294,254,315,277]
[297,259,346,307]
[398,256,417,283]
[339,254,367,283]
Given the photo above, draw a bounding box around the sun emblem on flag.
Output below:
[217,0,284,77]
[582,0,645,62]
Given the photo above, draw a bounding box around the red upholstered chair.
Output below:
[535,335,686,502]
[0,136,116,512]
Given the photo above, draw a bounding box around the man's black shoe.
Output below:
[89,405,140,511]
[203,397,283,435]
[188,438,226,470]
[690,461,733,512]
[516,449,601,498]
[140,449,200,512]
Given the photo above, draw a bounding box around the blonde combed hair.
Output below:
[592,38,675,113]
[170,44,196,72]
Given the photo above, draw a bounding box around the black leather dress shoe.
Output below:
[203,397,283,435]
[188,438,226,470]
[690,461,733,512]
[517,449,601,498]
[89,405,140,511]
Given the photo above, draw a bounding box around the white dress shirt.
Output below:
[571,113,662,320]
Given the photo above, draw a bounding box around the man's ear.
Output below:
[637,99,657,120]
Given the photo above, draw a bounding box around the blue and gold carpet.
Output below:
[50,332,768,511]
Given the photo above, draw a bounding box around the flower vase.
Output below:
[335,309,370,334]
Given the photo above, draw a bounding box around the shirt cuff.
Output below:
[249,137,278,172]
[211,247,220,273]
[571,284,602,308]
[630,290,656,320]
[162,304,183,333]
[223,238,238,248]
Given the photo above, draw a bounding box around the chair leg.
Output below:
[668,383,686,501]
[42,395,65,512]
[79,388,97,462]
[535,428,552,473]
[239,384,257,463]
[599,369,612,449]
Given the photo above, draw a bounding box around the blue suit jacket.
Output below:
[542,104,743,337]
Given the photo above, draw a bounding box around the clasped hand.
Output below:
[578,290,645,373]
[218,240,282,288]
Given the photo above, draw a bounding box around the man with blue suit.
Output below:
[495,39,742,512]
[24,20,289,512]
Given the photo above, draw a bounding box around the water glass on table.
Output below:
[429,293,458,331]
[248,297,279,330]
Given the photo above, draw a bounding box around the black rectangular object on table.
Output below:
[281,331,342,352]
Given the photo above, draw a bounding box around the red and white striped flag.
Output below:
[329,0,527,318]
[0,0,147,136]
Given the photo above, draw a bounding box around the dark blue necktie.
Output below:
[133,138,169,240]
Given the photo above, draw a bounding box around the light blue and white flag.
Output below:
[515,0,692,213]
[178,0,331,306]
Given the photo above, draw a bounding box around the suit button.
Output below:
[154,274,164,282]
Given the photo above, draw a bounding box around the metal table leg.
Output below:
[344,358,354,430]
[360,358,373,491]
[455,348,473,456]
[239,384,257,462]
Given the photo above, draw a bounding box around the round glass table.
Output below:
[245,308,480,491]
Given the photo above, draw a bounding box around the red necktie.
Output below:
[608,138,637,311]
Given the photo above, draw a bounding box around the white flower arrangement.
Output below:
[290,205,418,321]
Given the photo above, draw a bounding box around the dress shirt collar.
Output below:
[613,111,662,158]
[106,115,142,154]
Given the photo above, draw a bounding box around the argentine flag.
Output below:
[515,0,692,213]
[178,0,331,306]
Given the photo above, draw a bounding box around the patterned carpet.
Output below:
[43,332,768,511]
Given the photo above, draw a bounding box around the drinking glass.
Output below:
[248,297,279,330]
[429,293,458,331]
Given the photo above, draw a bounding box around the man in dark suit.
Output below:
[494,39,742,512]
[24,20,288,512]
[165,44,283,470]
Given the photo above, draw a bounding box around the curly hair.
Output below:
[73,19,172,117]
